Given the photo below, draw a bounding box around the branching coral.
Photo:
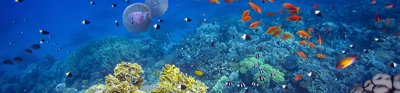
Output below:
[151,64,208,93]
[85,62,144,93]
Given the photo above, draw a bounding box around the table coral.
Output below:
[151,64,208,93]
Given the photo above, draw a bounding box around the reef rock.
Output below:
[55,83,66,92]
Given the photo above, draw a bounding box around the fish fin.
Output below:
[296,7,301,14]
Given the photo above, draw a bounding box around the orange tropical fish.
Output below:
[242,10,252,22]
[287,15,302,22]
[281,33,293,40]
[294,74,303,81]
[289,10,299,14]
[224,0,234,3]
[283,3,300,13]
[242,10,250,16]
[209,0,220,4]
[313,4,319,10]
[249,21,261,29]
[248,1,262,14]
[376,14,380,23]
[283,3,298,10]
[296,30,311,39]
[385,4,393,9]
[318,33,322,45]
[336,56,357,69]
[308,42,316,48]
[266,25,281,34]
[280,9,286,14]
[242,16,252,22]
[267,12,277,17]
[272,29,283,37]
[307,28,313,33]
[297,51,307,59]
[316,54,326,59]
[299,40,307,45]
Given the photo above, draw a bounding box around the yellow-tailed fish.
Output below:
[336,56,357,69]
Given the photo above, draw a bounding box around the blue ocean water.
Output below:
[1,0,399,93]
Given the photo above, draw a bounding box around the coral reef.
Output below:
[255,64,285,84]
[84,84,106,93]
[151,64,208,93]
[85,62,208,93]
[55,83,66,92]
[85,62,144,93]
[1,8,399,93]
[62,36,164,90]
[351,73,400,93]
[211,71,240,93]
[239,57,262,74]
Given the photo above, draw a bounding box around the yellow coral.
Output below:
[151,64,208,93]
[85,62,144,93]
[86,63,208,93]
[194,70,204,77]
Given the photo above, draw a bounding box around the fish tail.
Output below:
[296,7,301,14]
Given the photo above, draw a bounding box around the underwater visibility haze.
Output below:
[1,0,400,93]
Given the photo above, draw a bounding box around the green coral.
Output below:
[239,57,285,84]
[239,57,263,74]
[151,64,208,93]
[85,62,144,93]
[211,76,228,93]
[255,64,285,84]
